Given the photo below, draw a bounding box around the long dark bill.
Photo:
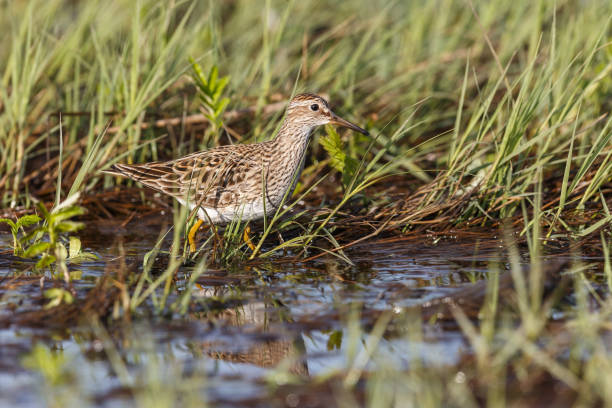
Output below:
[330,112,369,136]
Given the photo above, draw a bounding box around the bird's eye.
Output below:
[310,104,319,111]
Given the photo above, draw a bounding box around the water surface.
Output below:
[0,215,575,407]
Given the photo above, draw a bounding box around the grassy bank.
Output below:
[0,0,610,238]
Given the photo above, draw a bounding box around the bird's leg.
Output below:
[243,225,256,252]
[188,219,204,253]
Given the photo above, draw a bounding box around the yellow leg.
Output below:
[243,225,256,251]
[188,219,204,253]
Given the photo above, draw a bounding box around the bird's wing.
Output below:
[108,144,267,209]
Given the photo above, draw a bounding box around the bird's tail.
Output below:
[100,163,178,197]
[100,164,127,178]
[101,163,158,182]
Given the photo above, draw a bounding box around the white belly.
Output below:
[176,198,272,225]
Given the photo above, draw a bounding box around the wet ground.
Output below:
[0,214,593,407]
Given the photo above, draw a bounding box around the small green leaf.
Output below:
[21,344,67,385]
[69,270,83,280]
[208,65,218,88]
[20,227,44,246]
[56,242,68,260]
[67,253,98,264]
[23,242,51,258]
[189,57,206,84]
[16,214,41,229]
[327,330,343,350]
[54,221,84,233]
[68,236,81,258]
[36,254,56,269]
[215,97,230,116]
[0,218,17,233]
[43,288,74,309]
[213,77,230,100]
[49,206,85,225]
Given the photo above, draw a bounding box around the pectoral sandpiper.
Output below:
[104,93,368,252]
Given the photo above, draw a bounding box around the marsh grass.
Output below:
[348,231,612,407]
[1,0,609,236]
[2,0,612,406]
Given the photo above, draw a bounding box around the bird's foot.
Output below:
[188,219,204,253]
[243,225,256,252]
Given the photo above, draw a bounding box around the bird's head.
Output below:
[286,93,369,135]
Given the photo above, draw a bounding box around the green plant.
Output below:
[0,213,41,256]
[190,59,231,144]
[2,193,96,275]
[27,195,93,273]
[320,124,360,189]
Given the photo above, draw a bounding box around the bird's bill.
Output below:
[330,112,369,135]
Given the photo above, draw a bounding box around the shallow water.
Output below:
[0,215,587,407]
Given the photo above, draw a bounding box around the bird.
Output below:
[103,93,369,253]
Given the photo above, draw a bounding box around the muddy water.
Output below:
[0,216,547,407]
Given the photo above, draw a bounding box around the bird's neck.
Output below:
[272,116,314,157]
[265,117,314,202]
